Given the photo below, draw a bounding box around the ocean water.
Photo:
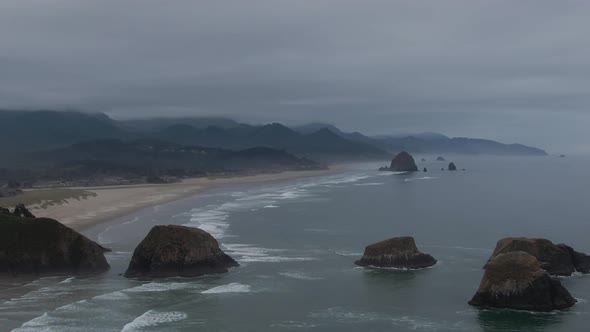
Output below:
[1,156,590,332]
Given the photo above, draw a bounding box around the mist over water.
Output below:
[1,156,589,331]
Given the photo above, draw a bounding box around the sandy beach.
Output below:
[30,169,336,231]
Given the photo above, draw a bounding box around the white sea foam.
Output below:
[124,282,194,293]
[202,283,251,294]
[93,291,130,301]
[334,250,363,257]
[319,174,370,186]
[263,204,279,208]
[404,176,438,182]
[18,312,54,328]
[279,272,324,280]
[240,256,316,263]
[122,216,140,225]
[121,310,187,332]
[56,300,88,312]
[222,243,313,263]
[353,182,385,186]
[58,276,75,284]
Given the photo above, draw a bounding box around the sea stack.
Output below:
[355,236,437,269]
[388,151,419,172]
[436,156,446,161]
[125,225,238,279]
[0,206,110,276]
[448,162,457,171]
[469,251,576,311]
[485,237,590,276]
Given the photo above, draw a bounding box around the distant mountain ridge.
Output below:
[0,111,547,159]
[0,138,320,185]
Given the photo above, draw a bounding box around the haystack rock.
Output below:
[0,209,110,276]
[125,225,238,279]
[469,251,576,311]
[355,236,437,269]
[448,162,457,171]
[486,237,590,276]
[388,151,418,172]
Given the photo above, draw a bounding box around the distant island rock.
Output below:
[355,236,437,269]
[421,158,427,162]
[469,251,576,311]
[0,206,110,277]
[436,156,446,161]
[124,225,239,279]
[379,151,419,172]
[448,162,457,171]
[485,237,590,276]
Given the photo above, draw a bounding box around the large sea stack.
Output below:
[388,151,418,172]
[486,237,590,276]
[0,207,110,276]
[125,225,238,279]
[355,236,437,269]
[469,251,576,311]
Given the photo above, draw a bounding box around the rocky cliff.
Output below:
[0,208,110,276]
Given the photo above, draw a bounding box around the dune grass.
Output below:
[0,189,97,209]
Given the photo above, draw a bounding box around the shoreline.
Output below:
[30,168,339,232]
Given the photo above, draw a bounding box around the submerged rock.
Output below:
[469,251,576,311]
[124,225,238,279]
[0,214,110,276]
[486,237,590,276]
[388,151,418,172]
[355,236,437,269]
[448,162,457,171]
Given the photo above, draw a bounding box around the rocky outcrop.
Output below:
[469,251,576,311]
[355,236,437,269]
[0,214,110,276]
[387,151,418,172]
[486,237,590,276]
[448,162,457,171]
[436,156,446,161]
[423,167,427,172]
[125,225,238,279]
[0,204,35,218]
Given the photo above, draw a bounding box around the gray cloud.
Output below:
[1,0,589,153]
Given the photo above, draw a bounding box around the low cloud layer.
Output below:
[1,1,589,152]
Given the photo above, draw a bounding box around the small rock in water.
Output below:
[355,236,436,269]
[448,162,457,171]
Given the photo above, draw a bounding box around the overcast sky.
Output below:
[1,1,589,153]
